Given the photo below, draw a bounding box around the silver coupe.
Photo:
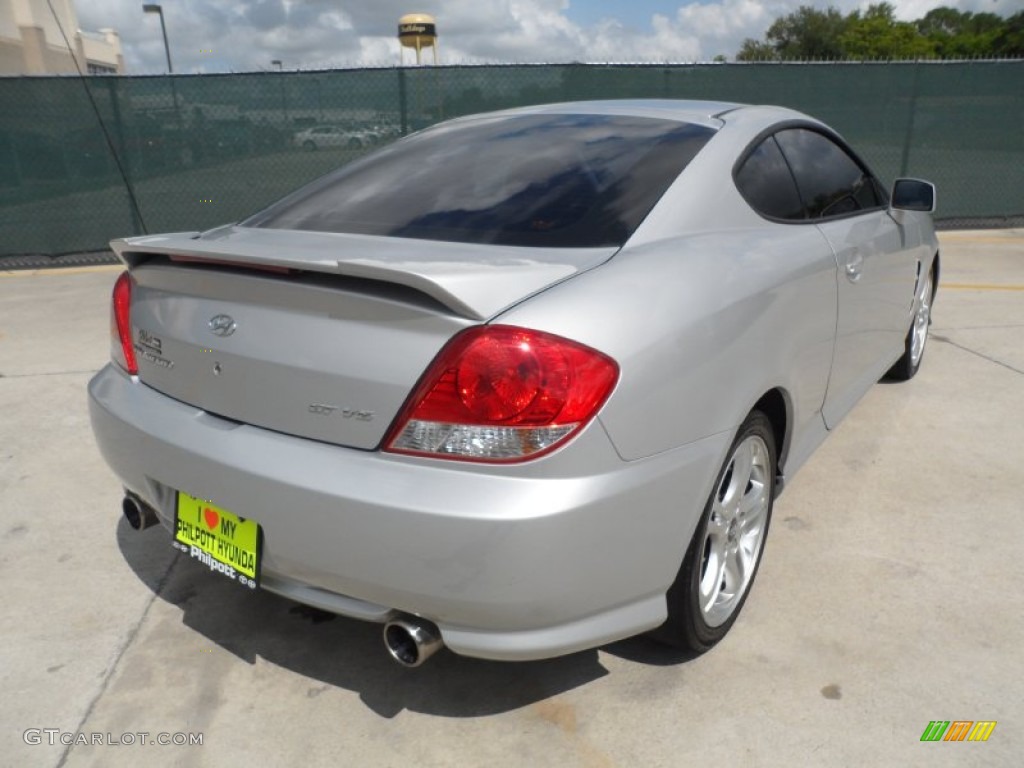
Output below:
[88,100,938,666]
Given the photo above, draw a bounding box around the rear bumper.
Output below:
[88,364,729,660]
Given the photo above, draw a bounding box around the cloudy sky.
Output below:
[77,0,1022,74]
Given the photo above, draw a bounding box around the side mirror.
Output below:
[891,178,936,213]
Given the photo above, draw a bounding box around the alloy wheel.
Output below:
[699,435,772,628]
[910,270,933,368]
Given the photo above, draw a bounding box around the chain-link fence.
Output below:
[1,61,1021,262]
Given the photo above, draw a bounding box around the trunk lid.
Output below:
[115,227,615,450]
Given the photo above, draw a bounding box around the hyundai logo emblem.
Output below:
[208,314,237,337]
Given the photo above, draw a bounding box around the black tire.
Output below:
[347,137,362,149]
[302,140,317,152]
[652,410,777,654]
[886,263,936,382]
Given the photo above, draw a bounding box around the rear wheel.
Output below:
[652,411,776,653]
[886,263,935,381]
[302,140,316,152]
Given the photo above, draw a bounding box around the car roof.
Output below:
[447,100,810,131]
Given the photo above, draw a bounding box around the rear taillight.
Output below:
[111,271,137,375]
[385,325,618,462]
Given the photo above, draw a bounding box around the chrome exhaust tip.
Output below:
[122,493,159,531]
[383,616,443,667]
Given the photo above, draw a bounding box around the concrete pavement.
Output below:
[1,231,1022,767]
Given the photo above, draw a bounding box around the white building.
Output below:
[0,0,124,75]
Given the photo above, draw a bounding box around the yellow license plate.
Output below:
[174,492,261,588]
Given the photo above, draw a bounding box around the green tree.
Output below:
[763,5,848,59]
[840,3,935,59]
[992,11,1024,57]
[917,6,971,36]
[736,38,778,61]
[734,3,1019,61]
[917,8,1004,57]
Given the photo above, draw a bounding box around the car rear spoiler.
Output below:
[111,227,617,321]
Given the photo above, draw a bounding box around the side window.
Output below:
[735,136,805,221]
[774,128,882,219]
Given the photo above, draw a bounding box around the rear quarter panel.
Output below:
[496,226,840,464]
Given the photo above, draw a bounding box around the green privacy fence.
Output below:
[1,61,1022,258]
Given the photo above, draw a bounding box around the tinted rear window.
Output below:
[244,114,715,247]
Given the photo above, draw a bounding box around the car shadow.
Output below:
[115,518,693,718]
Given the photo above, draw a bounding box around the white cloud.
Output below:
[75,0,1023,73]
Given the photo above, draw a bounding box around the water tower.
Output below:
[398,13,438,65]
